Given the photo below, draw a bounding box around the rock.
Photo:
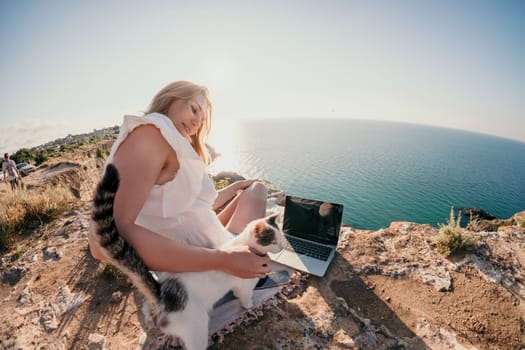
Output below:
[458,207,491,229]
[79,219,89,230]
[513,211,525,226]
[468,218,515,232]
[459,208,519,232]
[388,221,420,234]
[212,171,245,183]
[418,267,452,292]
[88,333,106,350]
[111,291,123,303]
[43,247,61,260]
[416,320,467,349]
[467,254,503,284]
[2,267,25,285]
[459,207,497,221]
[332,329,355,347]
[354,329,378,348]
[498,225,525,235]
[467,219,497,232]
[57,286,87,313]
[17,284,33,305]
[40,303,60,332]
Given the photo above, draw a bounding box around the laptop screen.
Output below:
[283,195,344,245]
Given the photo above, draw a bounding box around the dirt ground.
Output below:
[1,159,524,349]
[1,201,523,349]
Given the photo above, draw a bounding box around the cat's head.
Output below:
[248,214,283,254]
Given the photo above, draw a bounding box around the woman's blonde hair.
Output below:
[145,81,212,163]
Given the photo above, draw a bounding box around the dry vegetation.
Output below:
[0,185,74,250]
[435,207,478,256]
[0,130,117,252]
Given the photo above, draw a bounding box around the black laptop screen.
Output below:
[283,196,343,245]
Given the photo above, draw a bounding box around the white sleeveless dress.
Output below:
[104,113,231,249]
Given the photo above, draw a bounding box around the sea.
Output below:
[207,118,525,230]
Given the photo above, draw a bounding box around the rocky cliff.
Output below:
[1,145,524,350]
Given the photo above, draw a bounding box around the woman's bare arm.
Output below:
[88,125,270,278]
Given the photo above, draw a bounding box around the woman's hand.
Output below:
[219,245,271,279]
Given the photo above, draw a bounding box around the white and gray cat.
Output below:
[91,164,283,350]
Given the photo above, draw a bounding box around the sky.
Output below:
[1,0,524,153]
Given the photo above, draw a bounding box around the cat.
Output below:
[90,163,283,350]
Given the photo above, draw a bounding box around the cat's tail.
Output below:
[91,163,161,308]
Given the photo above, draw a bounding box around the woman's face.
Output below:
[167,93,207,140]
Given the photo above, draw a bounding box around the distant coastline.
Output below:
[21,126,119,152]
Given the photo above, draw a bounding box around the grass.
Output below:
[213,178,231,190]
[435,207,478,257]
[0,186,74,250]
[96,147,106,159]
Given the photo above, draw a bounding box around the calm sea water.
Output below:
[208,119,525,230]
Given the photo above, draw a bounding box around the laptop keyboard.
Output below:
[283,236,332,261]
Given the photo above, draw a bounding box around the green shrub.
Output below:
[435,207,477,256]
[96,147,106,159]
[34,149,49,165]
[11,148,34,164]
[89,136,102,144]
[213,179,230,190]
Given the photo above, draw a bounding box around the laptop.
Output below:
[269,195,344,277]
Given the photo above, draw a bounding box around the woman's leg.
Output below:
[217,192,242,227]
[218,182,268,234]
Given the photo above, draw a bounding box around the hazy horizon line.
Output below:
[230,116,525,145]
[2,116,524,156]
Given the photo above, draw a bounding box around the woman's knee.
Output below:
[243,181,267,201]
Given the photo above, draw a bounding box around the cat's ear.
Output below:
[254,221,266,238]
[254,220,276,246]
[265,213,279,228]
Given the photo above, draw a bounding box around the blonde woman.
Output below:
[88,81,271,278]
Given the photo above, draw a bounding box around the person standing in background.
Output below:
[2,153,21,191]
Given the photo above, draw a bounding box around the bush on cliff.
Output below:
[435,207,477,256]
[96,147,106,159]
[0,186,73,250]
